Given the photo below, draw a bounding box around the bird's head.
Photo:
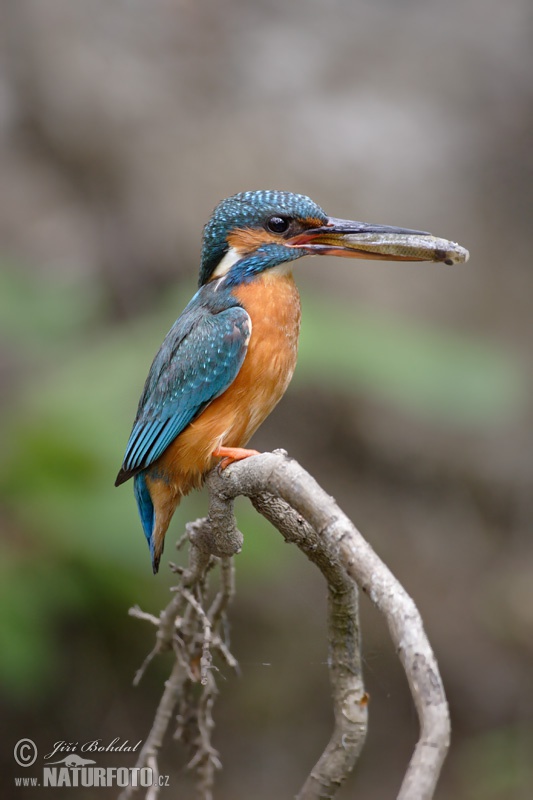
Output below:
[199,190,469,287]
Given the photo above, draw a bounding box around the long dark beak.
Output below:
[287,217,469,265]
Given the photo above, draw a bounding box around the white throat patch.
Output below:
[210,246,242,279]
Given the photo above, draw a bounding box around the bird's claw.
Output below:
[213,446,261,472]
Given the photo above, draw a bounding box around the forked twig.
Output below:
[120,450,449,800]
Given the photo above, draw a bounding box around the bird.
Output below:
[115,190,468,573]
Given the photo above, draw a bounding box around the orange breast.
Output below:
[155,271,301,495]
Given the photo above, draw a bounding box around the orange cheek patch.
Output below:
[227,227,281,255]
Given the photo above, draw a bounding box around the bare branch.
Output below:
[120,656,189,800]
[181,588,213,685]
[247,489,367,798]
[120,544,237,800]
[205,450,450,799]
[123,449,449,800]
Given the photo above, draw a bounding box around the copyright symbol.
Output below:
[14,739,37,767]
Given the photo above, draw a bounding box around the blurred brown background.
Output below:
[1,1,532,798]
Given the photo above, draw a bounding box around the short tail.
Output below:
[134,472,162,574]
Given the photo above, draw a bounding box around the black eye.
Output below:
[266,215,290,234]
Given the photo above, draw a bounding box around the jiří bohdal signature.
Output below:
[44,738,142,761]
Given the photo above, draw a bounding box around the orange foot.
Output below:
[212,446,261,470]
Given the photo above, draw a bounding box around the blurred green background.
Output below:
[1,1,532,798]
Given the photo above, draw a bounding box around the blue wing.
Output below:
[116,292,251,484]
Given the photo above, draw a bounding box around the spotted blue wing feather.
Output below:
[115,290,251,485]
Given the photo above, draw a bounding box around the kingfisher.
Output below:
[115,190,468,572]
